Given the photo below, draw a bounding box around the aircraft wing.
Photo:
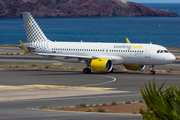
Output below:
[38,53,95,59]
[38,53,123,62]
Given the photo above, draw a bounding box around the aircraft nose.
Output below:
[167,54,176,63]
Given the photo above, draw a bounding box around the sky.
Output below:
[126,0,180,3]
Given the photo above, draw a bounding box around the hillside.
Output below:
[0,0,178,18]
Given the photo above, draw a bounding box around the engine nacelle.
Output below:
[91,59,113,72]
[124,65,146,70]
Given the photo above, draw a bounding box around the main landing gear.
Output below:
[150,65,155,75]
[83,68,91,74]
[83,60,92,74]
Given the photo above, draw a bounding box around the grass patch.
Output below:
[45,65,51,69]
[39,106,48,109]
[0,64,84,71]
[79,103,86,108]
[139,100,144,103]
[89,104,93,107]
[166,47,180,50]
[86,107,93,112]
[102,103,107,106]
[96,104,100,107]
[125,101,131,104]
[98,108,106,112]
[0,44,17,47]
[111,101,117,105]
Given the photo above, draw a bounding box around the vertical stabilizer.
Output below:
[22,12,49,43]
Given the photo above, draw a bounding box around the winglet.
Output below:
[19,40,28,52]
[126,38,130,44]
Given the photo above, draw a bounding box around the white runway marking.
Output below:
[81,75,117,87]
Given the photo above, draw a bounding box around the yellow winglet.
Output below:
[19,40,28,52]
[126,38,130,44]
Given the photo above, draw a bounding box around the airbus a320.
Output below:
[19,12,176,75]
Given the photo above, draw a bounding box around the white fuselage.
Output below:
[33,41,175,65]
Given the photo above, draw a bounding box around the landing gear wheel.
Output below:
[150,65,155,75]
[83,68,88,74]
[83,68,91,74]
[87,68,91,74]
[110,68,114,73]
[150,71,155,75]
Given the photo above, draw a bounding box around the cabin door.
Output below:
[145,46,151,58]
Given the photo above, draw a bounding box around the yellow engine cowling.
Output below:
[124,65,146,70]
[91,58,113,72]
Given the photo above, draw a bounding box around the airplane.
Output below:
[19,12,176,75]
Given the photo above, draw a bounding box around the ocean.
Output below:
[0,3,180,47]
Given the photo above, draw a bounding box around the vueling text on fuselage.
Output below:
[114,44,143,50]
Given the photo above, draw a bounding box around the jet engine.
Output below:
[91,59,113,72]
[124,65,146,70]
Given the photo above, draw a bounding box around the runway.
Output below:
[0,47,180,119]
[0,69,180,120]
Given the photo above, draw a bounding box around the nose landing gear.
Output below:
[150,65,155,75]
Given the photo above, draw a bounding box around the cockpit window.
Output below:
[164,50,169,53]
[157,50,169,53]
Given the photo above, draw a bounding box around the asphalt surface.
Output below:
[0,69,180,120]
[0,55,180,64]
[0,47,180,120]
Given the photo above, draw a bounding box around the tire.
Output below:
[87,68,91,74]
[150,71,155,75]
[83,68,88,74]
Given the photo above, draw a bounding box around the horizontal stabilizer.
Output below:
[126,38,130,44]
[19,40,28,52]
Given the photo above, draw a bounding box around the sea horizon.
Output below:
[0,3,179,47]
